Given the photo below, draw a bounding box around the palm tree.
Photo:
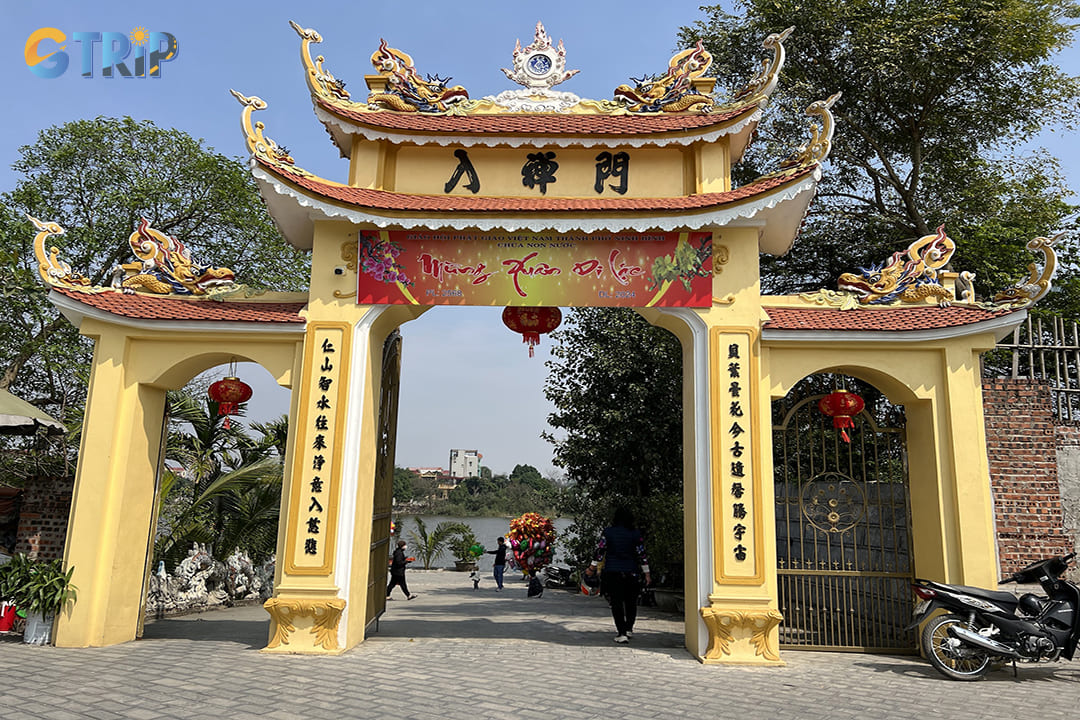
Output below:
[407,517,469,569]
[154,390,285,569]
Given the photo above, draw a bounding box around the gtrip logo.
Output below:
[25,27,178,79]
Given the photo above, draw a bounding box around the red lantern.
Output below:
[818,390,864,443]
[501,307,562,357]
[208,376,253,429]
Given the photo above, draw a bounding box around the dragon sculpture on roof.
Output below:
[993,233,1062,308]
[110,218,234,295]
[30,215,92,289]
[613,40,715,113]
[837,226,956,306]
[367,40,469,113]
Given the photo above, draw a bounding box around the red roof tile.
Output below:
[259,159,814,214]
[53,287,306,324]
[763,305,1014,332]
[316,98,759,136]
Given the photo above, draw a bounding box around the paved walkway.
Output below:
[1,570,1078,719]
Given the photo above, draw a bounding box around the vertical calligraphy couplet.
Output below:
[712,328,763,584]
[285,322,351,575]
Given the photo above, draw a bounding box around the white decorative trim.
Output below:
[761,310,1026,344]
[335,307,383,648]
[313,104,762,149]
[49,290,306,335]
[253,165,818,235]
[655,307,712,658]
[482,88,582,113]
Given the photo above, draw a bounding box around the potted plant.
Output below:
[449,527,482,572]
[407,517,469,569]
[13,556,77,645]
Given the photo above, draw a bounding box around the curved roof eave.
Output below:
[252,163,820,253]
[761,306,1025,343]
[312,101,764,154]
[49,288,307,335]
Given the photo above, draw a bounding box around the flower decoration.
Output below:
[360,236,413,286]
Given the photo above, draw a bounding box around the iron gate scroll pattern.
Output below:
[773,393,916,652]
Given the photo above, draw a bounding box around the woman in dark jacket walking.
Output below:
[386,539,417,600]
[585,507,650,643]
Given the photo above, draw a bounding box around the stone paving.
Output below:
[1,570,1078,719]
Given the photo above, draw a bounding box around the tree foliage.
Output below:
[154,390,285,569]
[679,0,1079,309]
[543,308,684,580]
[0,116,310,424]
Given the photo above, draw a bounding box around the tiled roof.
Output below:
[763,305,1014,332]
[259,159,813,214]
[316,97,758,136]
[53,287,306,324]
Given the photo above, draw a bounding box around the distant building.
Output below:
[448,449,480,479]
[406,466,456,500]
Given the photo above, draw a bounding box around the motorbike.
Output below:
[909,552,1079,680]
[541,564,575,589]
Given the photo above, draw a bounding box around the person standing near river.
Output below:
[486,536,508,591]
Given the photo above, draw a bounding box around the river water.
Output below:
[393,515,576,569]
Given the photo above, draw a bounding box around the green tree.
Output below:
[393,466,420,503]
[679,1,1079,309]
[543,308,683,576]
[154,390,284,569]
[0,117,311,422]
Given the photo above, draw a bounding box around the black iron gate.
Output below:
[773,386,915,652]
[366,331,402,632]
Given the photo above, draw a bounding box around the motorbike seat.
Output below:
[949,583,1019,608]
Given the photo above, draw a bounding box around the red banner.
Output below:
[356,230,712,307]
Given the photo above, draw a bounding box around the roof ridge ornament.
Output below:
[993,232,1062,308]
[110,219,235,295]
[501,21,579,90]
[835,226,957,307]
[732,26,794,103]
[779,91,841,170]
[230,89,310,175]
[613,40,715,113]
[367,40,470,113]
[30,215,236,296]
[290,21,350,102]
[483,22,585,112]
[30,215,94,291]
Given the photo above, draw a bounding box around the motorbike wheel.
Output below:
[921,613,992,681]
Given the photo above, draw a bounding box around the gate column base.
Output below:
[262,594,346,655]
[700,603,784,665]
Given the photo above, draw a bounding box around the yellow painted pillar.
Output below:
[263,220,424,654]
[55,327,165,647]
[939,340,1000,586]
[697,225,784,664]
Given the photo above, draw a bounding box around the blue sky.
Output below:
[3,2,1077,476]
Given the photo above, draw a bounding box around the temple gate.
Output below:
[36,21,1058,664]
[773,376,914,651]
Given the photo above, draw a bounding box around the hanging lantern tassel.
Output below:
[208,376,253,430]
[501,307,562,358]
[818,390,865,444]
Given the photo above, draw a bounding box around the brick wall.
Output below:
[982,379,1073,574]
[15,475,74,561]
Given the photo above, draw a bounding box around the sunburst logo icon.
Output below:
[129,27,148,46]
